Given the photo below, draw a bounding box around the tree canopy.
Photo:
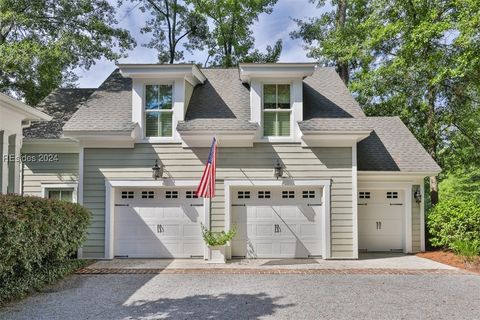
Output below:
[0,0,135,105]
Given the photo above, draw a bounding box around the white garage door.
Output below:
[114,188,204,258]
[358,189,404,252]
[231,187,323,258]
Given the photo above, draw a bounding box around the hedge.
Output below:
[0,194,91,304]
[427,197,480,250]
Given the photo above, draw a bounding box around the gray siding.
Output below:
[411,185,421,252]
[22,153,79,196]
[82,143,354,258]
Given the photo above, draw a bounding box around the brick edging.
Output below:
[75,268,471,275]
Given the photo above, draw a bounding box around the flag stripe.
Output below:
[196,138,217,198]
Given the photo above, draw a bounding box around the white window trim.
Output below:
[224,179,332,259]
[41,183,78,203]
[143,83,174,140]
[261,82,294,139]
[104,179,209,260]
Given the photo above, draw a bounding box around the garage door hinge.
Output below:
[115,204,129,207]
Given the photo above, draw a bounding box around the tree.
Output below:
[190,0,280,67]
[291,0,372,84]
[130,0,209,63]
[292,0,480,206]
[240,39,283,63]
[0,0,135,105]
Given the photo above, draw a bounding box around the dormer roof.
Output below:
[238,63,316,83]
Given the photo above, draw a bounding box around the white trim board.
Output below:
[223,179,332,259]
[103,179,209,260]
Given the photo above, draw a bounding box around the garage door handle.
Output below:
[190,204,203,207]
[358,203,367,206]
[115,204,129,207]
[307,203,322,206]
[157,224,164,233]
[232,204,246,207]
[390,203,403,206]
[376,221,382,230]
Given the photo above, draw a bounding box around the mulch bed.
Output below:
[75,268,469,275]
[417,250,480,274]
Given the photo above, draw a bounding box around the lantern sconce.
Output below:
[414,188,422,204]
[152,160,163,180]
[274,159,283,180]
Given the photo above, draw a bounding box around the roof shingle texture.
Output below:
[63,70,134,132]
[357,117,441,172]
[23,88,94,139]
[178,69,258,131]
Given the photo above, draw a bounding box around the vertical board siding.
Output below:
[411,185,421,252]
[82,144,353,258]
[22,153,79,196]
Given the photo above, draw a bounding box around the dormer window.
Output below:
[263,84,291,136]
[145,84,173,137]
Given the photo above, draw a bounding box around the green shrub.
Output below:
[0,194,91,304]
[427,197,480,251]
[201,224,236,246]
[452,240,480,264]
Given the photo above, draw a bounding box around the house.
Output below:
[0,93,51,194]
[20,63,441,260]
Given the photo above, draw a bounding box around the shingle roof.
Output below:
[357,117,441,172]
[63,70,135,132]
[23,88,94,139]
[298,118,373,132]
[303,67,365,119]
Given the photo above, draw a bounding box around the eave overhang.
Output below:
[0,93,52,122]
[62,130,136,148]
[301,130,372,147]
[117,63,207,86]
[238,63,316,83]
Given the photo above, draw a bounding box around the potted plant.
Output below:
[201,224,236,263]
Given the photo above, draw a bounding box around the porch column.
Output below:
[1,131,9,194]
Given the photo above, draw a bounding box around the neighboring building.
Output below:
[21,63,440,260]
[0,93,51,194]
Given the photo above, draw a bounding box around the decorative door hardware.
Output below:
[157,224,164,233]
[274,224,281,233]
[375,221,382,230]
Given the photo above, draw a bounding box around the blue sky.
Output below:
[75,0,329,88]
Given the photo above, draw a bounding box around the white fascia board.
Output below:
[22,138,80,153]
[0,93,52,121]
[117,64,206,85]
[63,131,135,148]
[301,131,371,147]
[358,171,438,180]
[238,63,316,83]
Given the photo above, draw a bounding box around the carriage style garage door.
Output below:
[231,187,324,258]
[114,188,204,258]
[358,189,404,252]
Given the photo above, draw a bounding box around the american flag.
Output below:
[196,137,217,198]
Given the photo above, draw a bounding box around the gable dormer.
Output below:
[118,64,206,142]
[238,63,316,142]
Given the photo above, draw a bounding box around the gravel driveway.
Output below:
[1,273,479,320]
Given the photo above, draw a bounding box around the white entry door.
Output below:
[231,187,323,258]
[114,188,204,258]
[358,189,404,252]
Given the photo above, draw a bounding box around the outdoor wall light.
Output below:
[152,160,163,180]
[274,159,283,179]
[414,188,422,204]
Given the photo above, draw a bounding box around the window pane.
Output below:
[277,112,290,136]
[145,85,159,110]
[60,191,73,202]
[160,112,173,137]
[277,85,290,109]
[263,112,276,136]
[263,85,276,109]
[159,85,172,110]
[145,112,160,137]
[48,191,60,200]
